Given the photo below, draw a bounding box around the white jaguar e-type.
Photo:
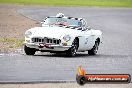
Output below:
[24,13,102,56]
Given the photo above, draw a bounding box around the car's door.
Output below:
[84,28,95,50]
[78,27,95,51]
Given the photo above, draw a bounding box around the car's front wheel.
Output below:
[88,41,99,55]
[24,45,36,55]
[66,39,78,57]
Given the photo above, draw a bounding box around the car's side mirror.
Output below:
[81,27,87,31]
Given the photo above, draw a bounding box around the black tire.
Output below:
[88,41,99,55]
[24,45,36,55]
[66,39,78,57]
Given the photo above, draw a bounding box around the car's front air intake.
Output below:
[32,37,61,44]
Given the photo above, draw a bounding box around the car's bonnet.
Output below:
[28,26,80,39]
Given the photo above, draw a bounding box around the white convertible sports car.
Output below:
[24,13,102,56]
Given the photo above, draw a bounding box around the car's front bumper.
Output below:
[25,43,71,51]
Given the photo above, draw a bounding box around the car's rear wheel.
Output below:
[88,41,99,55]
[24,45,36,55]
[66,39,78,57]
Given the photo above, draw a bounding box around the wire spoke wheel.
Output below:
[66,39,78,57]
[88,41,99,55]
[93,42,98,54]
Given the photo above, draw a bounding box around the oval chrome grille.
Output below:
[32,37,61,44]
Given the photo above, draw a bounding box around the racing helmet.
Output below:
[56,13,64,17]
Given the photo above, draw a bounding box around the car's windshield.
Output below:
[43,17,82,27]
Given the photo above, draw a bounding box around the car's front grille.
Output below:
[32,37,61,44]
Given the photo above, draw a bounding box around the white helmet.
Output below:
[56,13,64,17]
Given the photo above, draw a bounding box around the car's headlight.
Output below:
[25,31,32,38]
[63,35,71,42]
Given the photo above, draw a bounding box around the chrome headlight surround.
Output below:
[25,31,32,38]
[63,35,71,42]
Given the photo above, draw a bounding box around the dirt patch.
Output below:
[0,4,40,52]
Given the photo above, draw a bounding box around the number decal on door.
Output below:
[85,38,89,44]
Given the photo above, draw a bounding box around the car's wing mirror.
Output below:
[81,27,86,31]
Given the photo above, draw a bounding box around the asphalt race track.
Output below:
[0,7,132,83]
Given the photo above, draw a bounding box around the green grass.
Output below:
[0,0,132,7]
[0,38,24,48]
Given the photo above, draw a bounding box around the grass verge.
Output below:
[0,38,24,49]
[0,0,132,7]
